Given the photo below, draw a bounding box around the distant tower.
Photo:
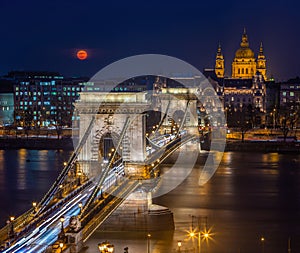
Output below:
[215,43,225,78]
[232,28,257,78]
[256,42,267,80]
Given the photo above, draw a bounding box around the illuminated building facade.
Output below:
[0,78,14,126]
[278,78,300,128]
[215,29,267,80]
[10,71,86,127]
[204,29,269,127]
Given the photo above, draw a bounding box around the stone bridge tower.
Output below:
[74,92,151,178]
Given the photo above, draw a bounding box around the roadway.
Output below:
[1,164,124,253]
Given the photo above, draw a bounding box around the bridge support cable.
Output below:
[151,99,171,137]
[174,100,190,139]
[37,116,96,214]
[146,136,161,150]
[149,134,196,174]
[80,116,132,218]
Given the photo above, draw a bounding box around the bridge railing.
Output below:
[0,208,34,243]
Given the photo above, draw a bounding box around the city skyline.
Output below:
[1,0,299,81]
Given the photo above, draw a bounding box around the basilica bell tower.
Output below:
[215,43,225,78]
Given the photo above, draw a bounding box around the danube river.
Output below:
[0,149,299,253]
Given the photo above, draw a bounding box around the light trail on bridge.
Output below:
[2,164,125,253]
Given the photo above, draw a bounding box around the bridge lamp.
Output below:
[59,242,64,251]
[8,216,15,239]
[177,240,182,252]
[147,233,151,253]
[60,216,65,233]
[63,161,67,166]
[32,202,37,213]
[78,202,83,214]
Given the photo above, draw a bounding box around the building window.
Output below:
[290,92,294,96]
[282,92,286,96]
[238,69,240,74]
[246,68,248,74]
[242,68,244,74]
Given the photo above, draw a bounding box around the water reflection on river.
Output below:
[0,150,299,253]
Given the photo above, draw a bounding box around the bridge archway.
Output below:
[98,131,120,161]
[172,109,185,124]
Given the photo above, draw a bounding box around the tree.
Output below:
[237,105,253,142]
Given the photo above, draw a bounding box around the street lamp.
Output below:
[188,228,212,253]
[32,202,37,214]
[147,233,151,253]
[59,216,65,240]
[59,242,64,252]
[8,216,15,239]
[261,237,265,253]
[78,202,83,215]
[177,240,182,252]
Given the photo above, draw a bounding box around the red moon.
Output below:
[76,50,88,60]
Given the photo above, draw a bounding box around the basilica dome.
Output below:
[234,29,255,59]
[234,47,255,59]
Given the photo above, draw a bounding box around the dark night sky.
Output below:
[0,0,299,81]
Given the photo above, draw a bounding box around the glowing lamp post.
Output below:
[177,240,182,252]
[59,216,65,240]
[32,202,37,213]
[59,242,64,252]
[147,233,151,253]
[188,229,212,253]
[261,237,265,253]
[8,216,15,239]
[78,202,83,215]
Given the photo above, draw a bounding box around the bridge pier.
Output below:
[99,189,174,232]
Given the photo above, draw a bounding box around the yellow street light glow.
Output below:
[32,202,37,207]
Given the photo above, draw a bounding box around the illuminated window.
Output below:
[231,97,234,101]
[290,92,294,96]
[282,92,286,96]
